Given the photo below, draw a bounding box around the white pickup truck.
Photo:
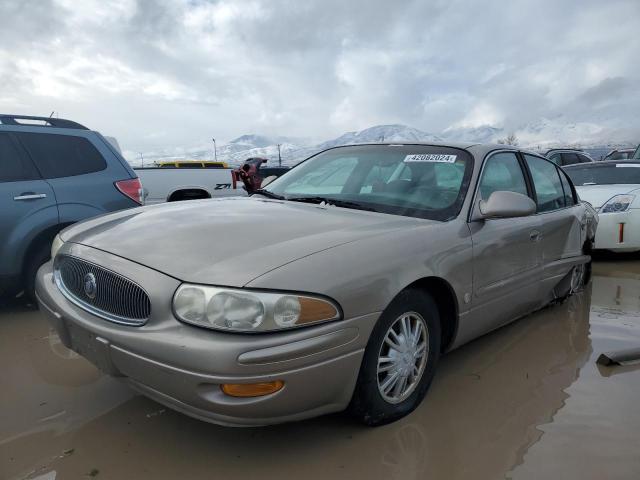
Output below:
[136,167,246,205]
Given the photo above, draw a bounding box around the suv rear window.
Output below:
[0,133,39,183]
[16,133,107,178]
[561,153,580,166]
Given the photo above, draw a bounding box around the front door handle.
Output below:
[14,193,47,201]
[530,230,541,242]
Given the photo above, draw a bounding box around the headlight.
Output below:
[51,234,65,259]
[600,194,635,213]
[173,284,341,332]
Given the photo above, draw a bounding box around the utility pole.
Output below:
[138,152,144,168]
[212,138,217,162]
[277,143,282,166]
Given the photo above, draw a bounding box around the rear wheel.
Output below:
[349,289,441,426]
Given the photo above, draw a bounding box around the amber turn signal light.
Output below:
[221,380,285,397]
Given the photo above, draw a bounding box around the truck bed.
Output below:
[135,167,247,204]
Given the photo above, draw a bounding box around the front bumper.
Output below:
[594,209,640,252]
[35,247,378,426]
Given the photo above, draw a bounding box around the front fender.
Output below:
[246,221,474,320]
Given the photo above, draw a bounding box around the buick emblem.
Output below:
[83,272,97,299]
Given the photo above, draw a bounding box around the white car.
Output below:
[564,161,640,252]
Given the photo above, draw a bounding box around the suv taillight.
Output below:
[115,178,143,205]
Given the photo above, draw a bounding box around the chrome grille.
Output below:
[55,255,151,326]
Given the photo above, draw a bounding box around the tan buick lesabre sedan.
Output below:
[36,143,598,426]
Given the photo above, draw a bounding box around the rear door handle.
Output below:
[530,230,541,242]
[14,193,47,201]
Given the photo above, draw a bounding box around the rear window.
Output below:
[564,163,640,186]
[524,154,566,212]
[16,133,107,178]
[561,153,580,166]
[0,133,39,183]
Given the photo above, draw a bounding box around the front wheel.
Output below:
[349,289,441,426]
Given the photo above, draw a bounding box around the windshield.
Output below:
[564,163,640,186]
[261,145,473,221]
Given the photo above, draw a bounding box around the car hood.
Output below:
[575,184,640,209]
[61,197,424,286]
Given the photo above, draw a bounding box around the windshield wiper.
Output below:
[286,196,378,212]
[253,189,285,200]
[285,196,330,204]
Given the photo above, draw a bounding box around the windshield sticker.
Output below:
[616,164,640,168]
[404,154,457,163]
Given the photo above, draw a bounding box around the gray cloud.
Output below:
[0,0,638,153]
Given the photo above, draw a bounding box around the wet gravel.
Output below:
[1,258,639,479]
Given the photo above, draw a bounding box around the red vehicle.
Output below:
[233,157,290,193]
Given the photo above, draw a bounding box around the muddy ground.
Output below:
[1,258,639,480]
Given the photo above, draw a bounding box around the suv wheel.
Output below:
[24,242,51,302]
[349,289,441,426]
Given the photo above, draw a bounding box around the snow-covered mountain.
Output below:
[124,121,639,167]
[441,125,504,143]
[319,124,442,149]
[126,124,444,167]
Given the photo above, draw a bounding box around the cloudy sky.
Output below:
[1,0,639,153]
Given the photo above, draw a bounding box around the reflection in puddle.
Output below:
[2,260,640,480]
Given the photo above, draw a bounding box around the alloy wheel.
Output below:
[377,312,429,404]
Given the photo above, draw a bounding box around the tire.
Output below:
[582,238,593,287]
[582,259,592,286]
[349,289,441,426]
[24,242,51,303]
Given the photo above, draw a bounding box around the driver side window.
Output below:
[478,152,528,200]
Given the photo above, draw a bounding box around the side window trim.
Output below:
[557,167,577,205]
[468,149,533,222]
[516,151,537,203]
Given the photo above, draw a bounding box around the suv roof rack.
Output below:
[0,114,89,130]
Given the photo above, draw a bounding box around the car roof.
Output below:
[318,141,525,156]
[321,140,478,149]
[543,148,586,154]
[563,159,640,169]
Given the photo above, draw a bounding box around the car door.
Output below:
[0,132,57,279]
[523,154,583,293]
[467,151,542,339]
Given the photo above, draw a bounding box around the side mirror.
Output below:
[479,191,536,219]
[260,175,278,188]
